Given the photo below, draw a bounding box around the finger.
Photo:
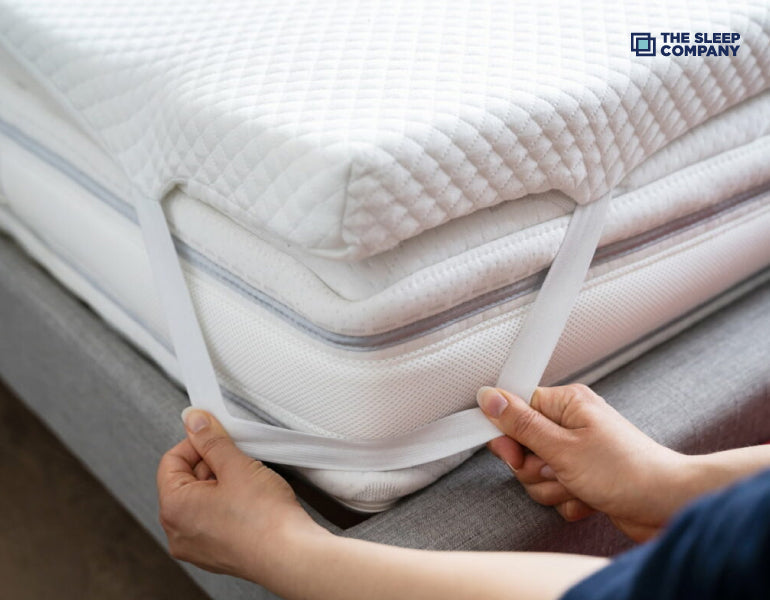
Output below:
[514,454,556,484]
[522,481,574,506]
[555,498,596,522]
[530,384,603,426]
[157,439,200,497]
[477,387,570,463]
[193,460,215,481]
[487,436,526,471]
[182,408,256,478]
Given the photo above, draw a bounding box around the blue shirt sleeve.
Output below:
[561,468,770,600]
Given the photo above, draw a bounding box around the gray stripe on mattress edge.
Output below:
[2,116,770,352]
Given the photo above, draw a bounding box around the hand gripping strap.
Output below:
[135,192,610,471]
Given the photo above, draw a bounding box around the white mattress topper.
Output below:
[3,28,770,506]
[1,0,769,260]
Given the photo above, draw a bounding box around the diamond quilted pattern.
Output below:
[1,0,768,260]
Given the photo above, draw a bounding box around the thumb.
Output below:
[182,408,254,478]
[477,386,569,463]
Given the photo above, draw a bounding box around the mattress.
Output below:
[1,0,770,510]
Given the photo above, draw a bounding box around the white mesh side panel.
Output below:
[296,197,770,506]
[192,279,530,439]
[544,200,770,383]
[188,194,770,444]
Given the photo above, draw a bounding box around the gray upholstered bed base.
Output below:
[2,232,770,599]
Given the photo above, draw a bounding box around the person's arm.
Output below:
[477,384,770,541]
[266,533,606,600]
[157,409,607,599]
[679,444,770,499]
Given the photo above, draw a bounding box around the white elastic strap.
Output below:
[136,192,610,471]
[496,193,612,399]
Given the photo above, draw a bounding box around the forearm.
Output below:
[254,528,608,600]
[660,445,770,520]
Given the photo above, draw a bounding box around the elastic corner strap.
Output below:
[135,192,611,471]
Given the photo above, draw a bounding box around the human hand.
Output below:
[156,406,612,600]
[157,409,329,583]
[477,384,689,542]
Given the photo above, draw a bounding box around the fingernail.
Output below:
[477,386,508,418]
[540,464,556,480]
[182,407,209,433]
[490,447,517,474]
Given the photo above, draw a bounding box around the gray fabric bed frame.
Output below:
[2,232,770,599]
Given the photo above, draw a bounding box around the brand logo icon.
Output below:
[631,33,656,56]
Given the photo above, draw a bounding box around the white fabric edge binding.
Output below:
[135,190,610,472]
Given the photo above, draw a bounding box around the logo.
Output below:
[631,32,656,56]
[631,32,741,57]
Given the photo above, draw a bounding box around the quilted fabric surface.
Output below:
[1,0,769,260]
